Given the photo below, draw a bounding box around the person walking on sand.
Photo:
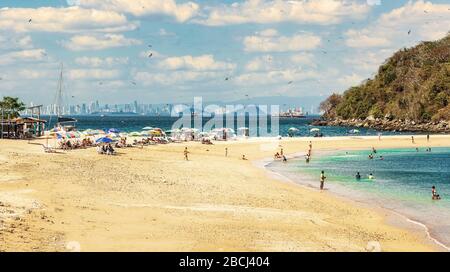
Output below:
[427,134,430,142]
[320,171,326,190]
[225,147,228,157]
[411,136,415,144]
[280,148,284,156]
[309,141,313,151]
[184,147,189,161]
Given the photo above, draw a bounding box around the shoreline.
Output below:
[2,135,449,251]
[262,151,449,252]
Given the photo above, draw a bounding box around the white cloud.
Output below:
[196,0,370,26]
[158,55,236,71]
[72,0,199,22]
[159,28,176,36]
[338,73,366,87]
[68,69,121,80]
[345,30,391,48]
[343,49,393,72]
[290,53,316,67]
[244,30,321,52]
[61,34,142,51]
[345,0,450,48]
[75,56,129,67]
[245,55,274,72]
[0,6,137,33]
[0,33,33,50]
[235,69,320,86]
[0,49,47,65]
[134,70,220,85]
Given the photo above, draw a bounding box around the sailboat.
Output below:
[53,63,77,131]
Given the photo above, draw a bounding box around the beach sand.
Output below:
[1,135,448,252]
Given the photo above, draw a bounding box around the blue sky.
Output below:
[0,0,449,106]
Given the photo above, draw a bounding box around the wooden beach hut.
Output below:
[0,117,47,139]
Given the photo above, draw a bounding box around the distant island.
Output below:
[315,34,450,132]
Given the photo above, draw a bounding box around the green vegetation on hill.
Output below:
[321,34,450,122]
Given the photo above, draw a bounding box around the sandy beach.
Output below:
[1,135,449,252]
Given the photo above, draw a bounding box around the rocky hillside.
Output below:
[317,34,450,132]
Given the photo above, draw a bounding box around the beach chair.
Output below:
[43,145,56,153]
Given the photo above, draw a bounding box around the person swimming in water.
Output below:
[368,173,375,180]
[380,156,384,160]
[372,147,377,154]
[356,172,361,180]
[368,154,374,160]
[432,186,441,200]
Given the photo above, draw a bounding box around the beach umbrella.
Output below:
[288,127,299,132]
[129,131,141,137]
[310,128,320,133]
[108,128,120,133]
[142,126,153,130]
[107,132,121,139]
[348,129,360,134]
[96,137,113,144]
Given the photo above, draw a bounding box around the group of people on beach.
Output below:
[274,148,287,162]
[97,143,116,155]
[59,138,94,150]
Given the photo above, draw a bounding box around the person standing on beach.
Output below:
[411,136,415,144]
[427,134,430,142]
[320,171,326,190]
[280,148,284,156]
[309,141,313,151]
[225,147,228,157]
[184,147,189,161]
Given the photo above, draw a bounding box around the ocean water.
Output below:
[268,148,450,249]
[40,115,427,137]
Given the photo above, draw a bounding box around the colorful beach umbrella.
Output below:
[129,132,141,137]
[310,128,320,133]
[96,137,113,143]
[108,128,120,133]
[142,126,153,130]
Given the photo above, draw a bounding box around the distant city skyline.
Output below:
[1,0,450,105]
[24,98,315,116]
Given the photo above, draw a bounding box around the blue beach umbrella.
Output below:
[109,128,120,133]
[96,137,114,144]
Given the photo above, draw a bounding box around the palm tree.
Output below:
[0,97,26,119]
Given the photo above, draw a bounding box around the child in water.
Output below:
[356,172,361,180]
[368,173,375,180]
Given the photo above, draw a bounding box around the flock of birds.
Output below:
[1,7,446,101]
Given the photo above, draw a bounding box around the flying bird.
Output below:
[288,81,293,85]
[408,30,411,35]
[148,53,153,58]
[28,19,32,23]
[131,81,137,85]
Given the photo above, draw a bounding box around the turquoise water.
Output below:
[268,148,450,249]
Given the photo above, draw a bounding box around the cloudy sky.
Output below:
[0,0,449,106]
